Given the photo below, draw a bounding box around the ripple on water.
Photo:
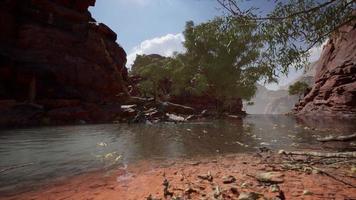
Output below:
[0,115,355,192]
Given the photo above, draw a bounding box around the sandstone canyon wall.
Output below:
[0,0,129,126]
[294,22,356,118]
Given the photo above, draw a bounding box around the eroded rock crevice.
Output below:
[294,22,356,117]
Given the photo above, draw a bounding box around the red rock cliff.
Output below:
[0,0,128,103]
[0,0,128,126]
[294,22,356,117]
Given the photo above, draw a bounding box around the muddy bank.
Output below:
[0,96,246,128]
[1,152,355,200]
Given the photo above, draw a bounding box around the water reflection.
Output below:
[0,115,355,192]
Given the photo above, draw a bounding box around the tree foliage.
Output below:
[217,0,355,76]
[131,54,171,100]
[131,0,354,111]
[131,17,272,109]
[182,17,267,103]
[288,81,309,97]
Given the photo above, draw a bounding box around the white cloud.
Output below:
[127,33,186,67]
[308,40,328,63]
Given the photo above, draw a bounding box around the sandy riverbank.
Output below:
[1,152,355,200]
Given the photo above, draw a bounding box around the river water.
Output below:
[0,115,355,193]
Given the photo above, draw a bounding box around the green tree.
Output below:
[288,81,309,98]
[131,54,171,100]
[179,17,277,111]
[131,17,277,112]
[165,53,208,96]
[217,0,354,75]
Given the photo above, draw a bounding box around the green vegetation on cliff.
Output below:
[288,81,309,99]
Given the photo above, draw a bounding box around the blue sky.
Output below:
[90,0,322,90]
[90,0,222,51]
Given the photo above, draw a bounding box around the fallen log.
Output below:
[317,133,356,142]
[124,96,155,107]
[279,150,356,158]
[160,101,195,115]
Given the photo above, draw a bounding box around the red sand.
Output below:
[1,153,356,200]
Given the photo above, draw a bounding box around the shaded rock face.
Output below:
[0,0,128,103]
[0,0,128,126]
[294,23,356,117]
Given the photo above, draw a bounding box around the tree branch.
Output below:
[218,0,342,21]
[302,17,355,54]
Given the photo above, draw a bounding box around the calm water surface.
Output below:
[0,115,355,193]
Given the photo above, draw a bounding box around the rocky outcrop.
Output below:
[0,0,128,126]
[294,22,356,117]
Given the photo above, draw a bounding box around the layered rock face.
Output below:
[294,23,356,117]
[0,0,128,126]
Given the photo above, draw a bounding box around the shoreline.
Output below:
[1,152,355,200]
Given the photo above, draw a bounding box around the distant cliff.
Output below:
[0,0,128,126]
[244,85,296,114]
[294,22,356,118]
[245,62,316,114]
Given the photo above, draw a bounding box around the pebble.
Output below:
[270,184,280,192]
[222,175,236,184]
[238,192,261,200]
[303,190,313,195]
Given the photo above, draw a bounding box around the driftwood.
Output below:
[126,96,155,105]
[317,133,356,142]
[125,97,195,115]
[279,150,356,158]
[160,101,195,115]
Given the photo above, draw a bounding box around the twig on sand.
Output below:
[277,150,356,188]
[313,167,356,188]
[279,150,356,158]
[317,133,356,142]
